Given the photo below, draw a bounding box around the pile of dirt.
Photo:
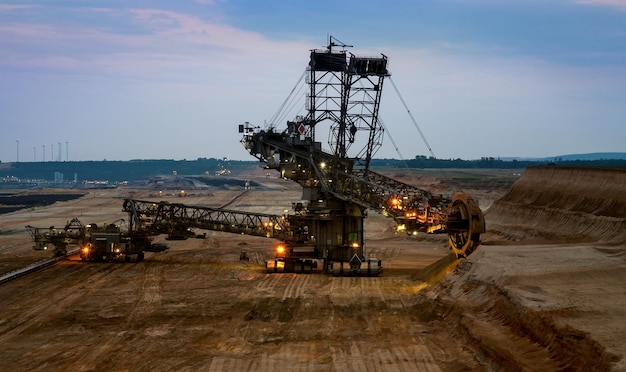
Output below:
[485,166,626,243]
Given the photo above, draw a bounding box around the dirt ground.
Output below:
[0,166,624,371]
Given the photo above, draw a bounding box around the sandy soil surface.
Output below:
[0,166,624,371]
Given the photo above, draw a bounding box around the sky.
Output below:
[1,0,625,163]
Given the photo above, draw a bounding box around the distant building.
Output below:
[54,171,64,184]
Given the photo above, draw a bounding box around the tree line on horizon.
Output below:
[370,155,626,170]
[2,157,625,184]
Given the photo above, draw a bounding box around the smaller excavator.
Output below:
[26,218,161,262]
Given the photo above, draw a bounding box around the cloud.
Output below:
[126,8,308,55]
[0,4,37,11]
[2,2,624,162]
[574,0,626,10]
[0,6,313,82]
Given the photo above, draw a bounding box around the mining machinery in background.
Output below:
[26,218,157,262]
[26,37,485,275]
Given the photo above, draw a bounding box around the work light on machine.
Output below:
[275,244,286,257]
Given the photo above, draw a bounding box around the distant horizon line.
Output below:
[3,151,626,164]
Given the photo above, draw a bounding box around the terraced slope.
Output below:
[485,166,626,243]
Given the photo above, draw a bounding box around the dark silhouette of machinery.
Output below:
[233,36,485,273]
[26,218,156,262]
[27,37,484,275]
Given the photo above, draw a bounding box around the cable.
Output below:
[389,76,436,159]
[378,117,409,169]
[275,75,307,127]
[269,70,306,128]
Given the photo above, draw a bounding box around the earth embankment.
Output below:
[485,166,626,243]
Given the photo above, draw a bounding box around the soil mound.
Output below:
[485,166,626,243]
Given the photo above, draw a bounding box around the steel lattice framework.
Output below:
[122,199,291,241]
[305,41,389,170]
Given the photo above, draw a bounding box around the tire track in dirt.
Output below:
[208,344,319,371]
[240,272,444,371]
[255,272,315,294]
[205,342,442,372]
[328,276,385,303]
[134,263,164,314]
[255,273,285,295]
[282,273,312,300]
[70,261,165,368]
[323,277,441,371]
[330,343,441,372]
[0,262,121,346]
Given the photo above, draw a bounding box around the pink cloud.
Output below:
[0,6,312,83]
[0,5,38,11]
[575,0,626,10]
[127,8,283,53]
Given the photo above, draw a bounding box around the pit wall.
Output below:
[485,166,626,243]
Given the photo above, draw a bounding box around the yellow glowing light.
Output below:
[275,245,285,255]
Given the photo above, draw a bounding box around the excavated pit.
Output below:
[0,166,625,370]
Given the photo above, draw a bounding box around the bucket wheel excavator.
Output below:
[121,37,484,275]
[235,36,485,272]
[28,37,484,275]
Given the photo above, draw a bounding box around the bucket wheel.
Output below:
[446,192,485,258]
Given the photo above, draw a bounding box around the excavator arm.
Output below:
[122,199,291,242]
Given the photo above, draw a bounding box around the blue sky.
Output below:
[1,0,625,162]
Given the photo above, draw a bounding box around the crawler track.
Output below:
[0,248,79,285]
